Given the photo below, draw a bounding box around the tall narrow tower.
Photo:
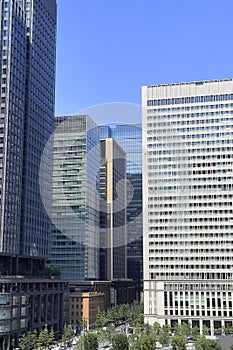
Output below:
[0,1,68,348]
[99,137,127,280]
[99,124,143,298]
[0,0,57,274]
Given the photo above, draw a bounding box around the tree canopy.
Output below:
[134,333,156,350]
[195,337,221,350]
[111,334,129,350]
[83,333,98,350]
[171,335,186,350]
[95,301,143,328]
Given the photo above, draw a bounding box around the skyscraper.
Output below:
[0,1,69,347]
[142,79,233,333]
[50,114,100,280]
[0,0,57,273]
[99,124,143,296]
[99,137,127,280]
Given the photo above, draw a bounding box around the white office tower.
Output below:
[142,79,233,333]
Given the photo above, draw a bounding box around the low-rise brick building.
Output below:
[69,291,105,330]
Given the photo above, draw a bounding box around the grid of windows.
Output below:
[0,0,57,265]
[143,79,233,331]
[147,92,233,107]
[49,115,100,280]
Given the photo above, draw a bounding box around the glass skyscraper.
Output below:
[50,114,100,280]
[0,1,69,348]
[99,124,143,293]
[0,0,57,273]
[142,79,233,333]
[99,138,127,280]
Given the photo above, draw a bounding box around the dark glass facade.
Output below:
[0,1,69,348]
[0,0,57,273]
[99,138,127,280]
[99,124,143,293]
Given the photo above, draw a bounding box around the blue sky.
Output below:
[55,0,233,124]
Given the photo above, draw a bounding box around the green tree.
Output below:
[79,319,87,332]
[152,321,161,338]
[175,322,191,340]
[76,337,85,350]
[19,333,30,350]
[171,335,186,350]
[105,302,143,327]
[159,324,171,347]
[96,328,108,343]
[134,333,156,350]
[192,326,200,340]
[19,330,37,350]
[195,337,221,350]
[144,323,152,335]
[62,324,73,346]
[230,344,233,350]
[214,328,222,336]
[129,301,144,326]
[83,333,98,350]
[49,328,55,345]
[118,304,129,322]
[31,330,38,349]
[95,308,106,328]
[202,325,210,336]
[112,334,129,350]
[225,326,233,335]
[134,322,143,338]
[36,325,54,350]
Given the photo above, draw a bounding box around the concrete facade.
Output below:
[142,79,233,332]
